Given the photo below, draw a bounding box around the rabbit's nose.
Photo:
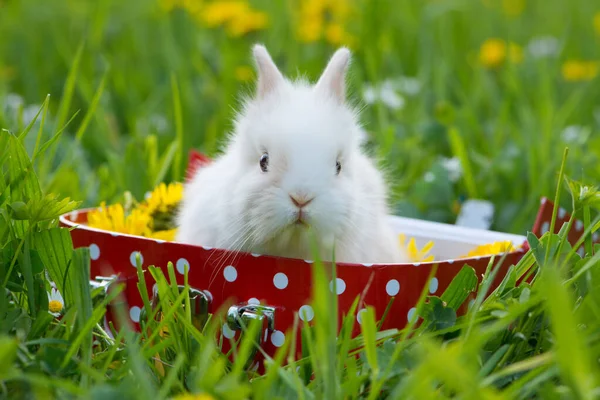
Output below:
[289,192,314,208]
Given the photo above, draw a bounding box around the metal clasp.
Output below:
[89,275,119,304]
[226,303,276,369]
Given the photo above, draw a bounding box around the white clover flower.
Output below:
[395,76,421,96]
[2,93,24,116]
[48,287,64,317]
[440,157,462,182]
[424,171,435,183]
[362,85,378,104]
[149,114,169,133]
[380,84,405,110]
[22,104,42,126]
[561,125,590,145]
[362,80,405,110]
[527,36,560,58]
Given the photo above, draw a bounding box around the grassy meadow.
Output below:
[1,0,600,398]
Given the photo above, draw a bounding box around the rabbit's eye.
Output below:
[336,161,342,175]
[260,153,269,172]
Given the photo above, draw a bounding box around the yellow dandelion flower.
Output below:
[88,202,152,237]
[297,19,323,43]
[200,1,248,27]
[594,12,600,36]
[235,65,254,82]
[479,39,507,68]
[561,60,599,82]
[199,1,268,36]
[325,23,345,45]
[142,182,183,216]
[460,240,516,259]
[150,229,178,242]
[296,0,353,44]
[398,234,435,263]
[479,39,522,68]
[226,10,269,37]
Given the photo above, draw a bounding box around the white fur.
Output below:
[175,45,408,264]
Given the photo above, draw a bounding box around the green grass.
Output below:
[1,0,600,398]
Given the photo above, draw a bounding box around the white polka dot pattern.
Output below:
[541,222,550,234]
[176,258,190,275]
[223,266,237,282]
[273,272,288,289]
[329,278,346,295]
[271,330,285,347]
[248,298,260,305]
[222,323,235,339]
[129,306,141,322]
[299,305,314,322]
[575,220,584,231]
[130,251,143,268]
[386,279,400,296]
[357,308,367,324]
[407,307,417,323]
[429,277,439,294]
[89,244,100,260]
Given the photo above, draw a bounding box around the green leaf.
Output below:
[529,232,574,267]
[360,306,379,375]
[27,193,81,223]
[7,134,42,202]
[20,235,37,317]
[0,336,19,379]
[32,228,74,304]
[538,266,598,397]
[420,296,457,331]
[440,265,478,310]
[17,101,45,141]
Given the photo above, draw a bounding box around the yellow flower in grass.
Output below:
[88,203,152,237]
[201,1,268,36]
[142,182,183,215]
[296,0,354,46]
[201,1,247,26]
[562,60,599,82]
[479,39,523,68]
[460,240,516,259]
[398,234,435,263]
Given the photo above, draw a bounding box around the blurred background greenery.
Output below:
[1,0,599,234]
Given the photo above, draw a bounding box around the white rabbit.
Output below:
[175,44,408,264]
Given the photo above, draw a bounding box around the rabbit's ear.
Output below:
[315,47,351,103]
[252,44,285,99]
